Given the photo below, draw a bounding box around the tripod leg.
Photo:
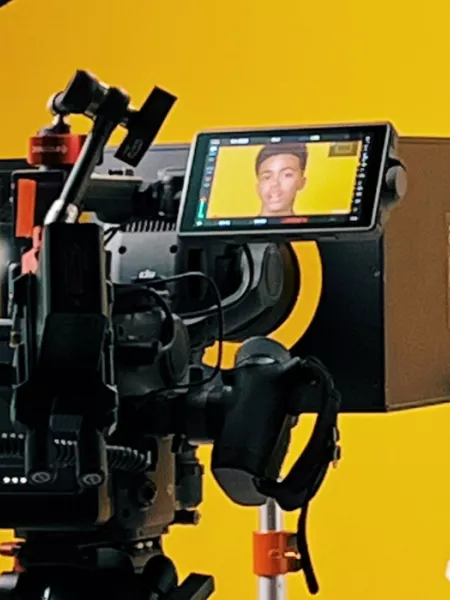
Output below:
[0,573,18,599]
[166,574,214,600]
[141,554,178,599]
[0,571,44,600]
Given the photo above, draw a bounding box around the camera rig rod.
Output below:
[256,499,289,600]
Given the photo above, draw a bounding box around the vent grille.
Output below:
[124,219,176,233]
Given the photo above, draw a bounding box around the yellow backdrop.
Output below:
[207,142,360,218]
[1,1,450,599]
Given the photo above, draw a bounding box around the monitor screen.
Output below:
[177,123,394,239]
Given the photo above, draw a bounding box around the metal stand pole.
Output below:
[258,498,286,600]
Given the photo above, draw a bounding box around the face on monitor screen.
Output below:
[177,123,393,239]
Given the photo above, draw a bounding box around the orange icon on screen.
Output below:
[281,216,309,224]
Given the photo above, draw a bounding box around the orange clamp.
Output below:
[21,226,42,275]
[0,541,24,573]
[253,531,302,577]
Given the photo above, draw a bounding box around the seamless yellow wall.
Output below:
[1,1,450,598]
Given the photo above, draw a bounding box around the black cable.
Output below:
[147,271,224,394]
[179,245,254,320]
[143,287,176,353]
[115,285,176,353]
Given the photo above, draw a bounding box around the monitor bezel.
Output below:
[176,122,394,240]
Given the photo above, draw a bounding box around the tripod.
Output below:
[0,540,214,600]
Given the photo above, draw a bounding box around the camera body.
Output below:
[0,189,300,543]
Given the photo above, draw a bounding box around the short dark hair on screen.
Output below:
[255,142,308,174]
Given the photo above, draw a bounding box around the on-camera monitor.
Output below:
[177,123,393,239]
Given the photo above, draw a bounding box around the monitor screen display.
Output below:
[177,123,393,239]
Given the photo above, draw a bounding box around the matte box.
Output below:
[296,137,450,411]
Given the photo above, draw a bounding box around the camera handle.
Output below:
[211,337,341,596]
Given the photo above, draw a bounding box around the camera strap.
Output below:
[257,356,341,595]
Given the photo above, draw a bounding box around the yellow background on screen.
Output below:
[1,2,450,599]
[207,142,360,218]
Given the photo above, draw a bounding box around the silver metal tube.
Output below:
[258,499,286,600]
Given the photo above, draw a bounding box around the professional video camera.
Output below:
[0,70,405,600]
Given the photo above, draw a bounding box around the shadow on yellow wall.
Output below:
[1,1,450,598]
